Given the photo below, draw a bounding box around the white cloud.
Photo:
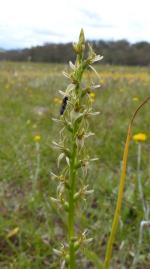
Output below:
[0,0,150,48]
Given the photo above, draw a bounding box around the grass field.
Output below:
[0,61,150,269]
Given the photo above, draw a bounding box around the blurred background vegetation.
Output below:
[0,62,150,268]
[1,40,150,66]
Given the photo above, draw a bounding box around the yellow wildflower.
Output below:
[89,92,96,98]
[34,135,41,142]
[133,133,147,142]
[132,97,139,101]
[89,92,96,103]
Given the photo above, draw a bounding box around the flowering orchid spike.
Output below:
[53,29,103,268]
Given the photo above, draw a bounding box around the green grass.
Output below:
[0,61,150,268]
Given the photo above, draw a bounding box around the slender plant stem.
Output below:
[137,143,146,216]
[132,142,143,268]
[132,143,149,267]
[68,133,77,269]
[33,142,40,195]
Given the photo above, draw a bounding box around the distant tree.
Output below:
[0,39,150,66]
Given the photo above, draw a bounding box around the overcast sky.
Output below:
[0,0,150,49]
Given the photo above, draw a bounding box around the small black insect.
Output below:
[60,96,68,115]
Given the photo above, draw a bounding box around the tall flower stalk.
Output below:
[51,29,103,269]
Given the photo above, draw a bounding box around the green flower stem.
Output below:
[68,64,84,269]
[32,141,40,195]
[68,133,77,269]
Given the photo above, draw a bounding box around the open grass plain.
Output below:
[0,62,150,268]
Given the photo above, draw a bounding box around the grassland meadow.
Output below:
[0,33,150,268]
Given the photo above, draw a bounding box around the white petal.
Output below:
[85,189,94,195]
[59,90,66,97]
[66,157,70,167]
[88,111,100,116]
[84,238,93,244]
[91,84,101,89]
[69,61,75,70]
[66,83,76,94]
[62,71,70,78]
[84,132,95,138]
[57,153,65,167]
[52,118,63,123]
[50,172,58,179]
[50,197,59,203]
[90,158,99,161]
[53,248,62,256]
[92,55,103,63]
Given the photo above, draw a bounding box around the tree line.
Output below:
[0,40,150,66]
